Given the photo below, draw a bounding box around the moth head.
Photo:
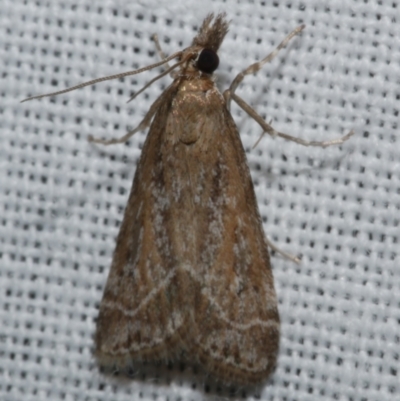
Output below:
[194,48,220,74]
[178,45,220,76]
[179,13,229,76]
[193,13,229,74]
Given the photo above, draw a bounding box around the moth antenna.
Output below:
[21,50,183,103]
[127,58,187,104]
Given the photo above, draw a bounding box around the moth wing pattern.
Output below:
[96,75,279,384]
[173,87,280,384]
[95,86,191,365]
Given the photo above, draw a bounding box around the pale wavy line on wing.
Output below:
[101,267,177,317]
[104,311,185,356]
[102,262,278,331]
[186,268,279,331]
[199,346,273,373]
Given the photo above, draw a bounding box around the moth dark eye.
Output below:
[196,48,219,74]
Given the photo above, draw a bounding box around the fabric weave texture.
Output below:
[1,1,398,400]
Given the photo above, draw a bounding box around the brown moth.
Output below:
[97,14,280,385]
[22,13,353,385]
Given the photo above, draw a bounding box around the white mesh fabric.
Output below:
[1,0,399,400]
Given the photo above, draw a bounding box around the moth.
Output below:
[23,13,353,385]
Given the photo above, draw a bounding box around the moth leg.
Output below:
[152,34,172,71]
[266,237,301,264]
[124,36,184,104]
[231,92,354,147]
[224,25,305,110]
[224,25,354,147]
[88,89,164,145]
[152,34,182,81]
